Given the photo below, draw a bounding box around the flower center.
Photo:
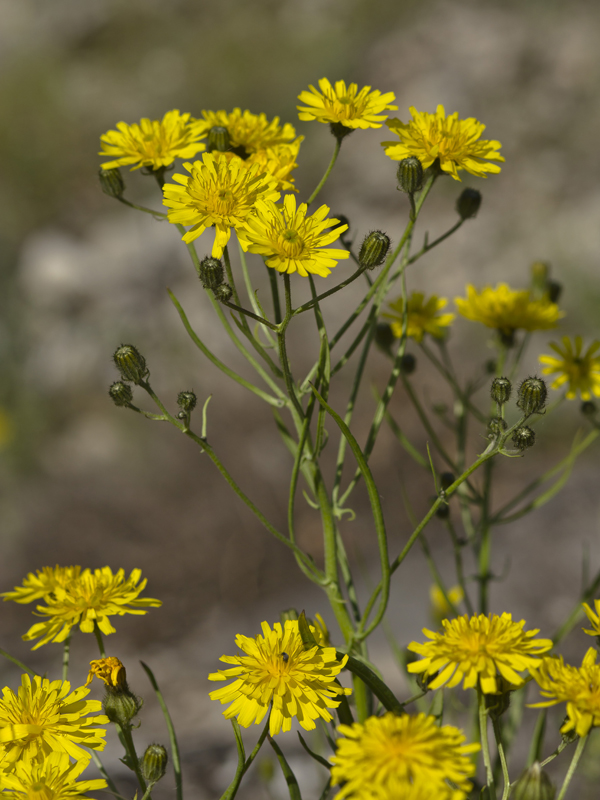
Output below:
[279,229,305,258]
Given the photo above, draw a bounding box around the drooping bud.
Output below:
[517,377,547,416]
[99,168,125,198]
[177,391,197,413]
[374,323,395,356]
[400,353,416,375]
[207,126,231,153]
[396,157,423,194]
[358,231,391,270]
[214,283,233,303]
[198,257,224,290]
[109,381,133,407]
[512,425,536,451]
[456,188,481,220]
[511,762,556,800]
[103,687,142,727]
[581,400,597,417]
[113,344,148,385]
[488,417,507,438]
[546,280,562,304]
[140,743,169,785]
[491,377,512,405]
[329,122,355,143]
[440,472,455,491]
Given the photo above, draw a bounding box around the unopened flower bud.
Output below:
[396,157,423,194]
[440,472,455,491]
[103,688,142,727]
[99,168,125,198]
[280,608,299,624]
[517,377,547,415]
[199,257,224,290]
[512,762,556,800]
[358,231,391,270]
[177,391,197,413]
[140,743,168,784]
[546,280,562,304]
[214,283,233,303]
[374,323,395,356]
[113,344,148,385]
[400,353,416,375]
[512,425,535,451]
[581,400,597,417]
[485,359,497,374]
[435,500,450,520]
[491,377,512,405]
[329,122,355,143]
[488,417,507,438]
[109,381,133,407]
[456,188,481,220]
[207,126,231,153]
[531,261,550,282]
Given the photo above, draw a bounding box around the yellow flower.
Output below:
[382,105,504,180]
[162,153,280,257]
[198,108,297,155]
[2,566,82,605]
[430,584,464,623]
[21,567,161,650]
[384,293,455,342]
[99,110,205,171]
[245,138,304,192]
[407,613,553,694]
[298,79,397,129]
[242,195,349,278]
[86,657,127,690]
[530,647,600,737]
[0,674,108,769]
[208,619,351,736]
[330,712,479,800]
[539,336,600,400]
[1,751,106,799]
[455,283,563,337]
[582,598,600,637]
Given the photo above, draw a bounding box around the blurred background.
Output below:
[1,0,600,796]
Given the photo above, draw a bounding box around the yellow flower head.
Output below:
[21,567,161,650]
[242,195,349,278]
[2,566,82,605]
[455,283,563,337]
[330,712,479,800]
[208,619,351,737]
[86,657,127,690]
[1,751,106,800]
[198,108,297,155]
[539,336,600,401]
[245,137,304,192]
[162,153,280,257]
[99,110,206,171]
[298,79,397,130]
[0,674,108,769]
[582,598,600,637]
[407,613,553,694]
[382,105,504,181]
[530,647,600,737]
[384,293,455,342]
[430,584,464,624]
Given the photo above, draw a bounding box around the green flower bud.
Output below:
[140,743,168,784]
[280,608,299,625]
[396,157,423,194]
[512,425,536,451]
[358,231,391,270]
[517,377,547,415]
[531,261,550,284]
[207,126,231,153]
[485,359,497,374]
[435,500,450,520]
[491,377,512,405]
[214,283,233,303]
[546,280,562,304]
[329,122,355,143]
[400,353,416,375]
[374,323,395,356]
[103,688,142,726]
[113,344,148,385]
[109,381,133,407]
[440,472,455,491]
[199,257,224,290]
[177,391,197,413]
[456,188,481,220]
[512,762,556,800]
[488,416,507,438]
[99,168,125,198]
[581,400,597,417]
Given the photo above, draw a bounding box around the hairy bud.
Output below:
[517,377,547,416]
[581,400,597,418]
[396,157,423,194]
[488,417,507,438]
[490,377,512,405]
[456,188,481,220]
[512,425,536,451]
[329,122,355,143]
[214,283,233,303]
[140,743,169,784]
[103,688,142,727]
[207,126,231,153]
[400,353,417,375]
[358,231,391,270]
[113,344,148,385]
[440,472,455,491]
[546,280,562,304]
[199,257,224,290]
[109,381,133,407]
[99,168,125,198]
[512,762,556,800]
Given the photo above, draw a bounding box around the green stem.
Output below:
[540,738,569,768]
[556,734,587,800]
[552,566,600,645]
[88,751,124,799]
[117,722,147,794]
[307,139,341,205]
[278,275,305,420]
[478,460,494,615]
[479,686,497,799]
[0,648,38,678]
[401,374,458,472]
[406,219,464,265]
[267,265,282,324]
[62,634,71,682]
[222,299,279,331]
[222,245,241,307]
[269,736,303,800]
[492,717,510,800]
[94,624,106,658]
[221,718,270,800]
[117,197,167,218]
[339,652,404,714]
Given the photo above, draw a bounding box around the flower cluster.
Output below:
[455,283,563,337]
